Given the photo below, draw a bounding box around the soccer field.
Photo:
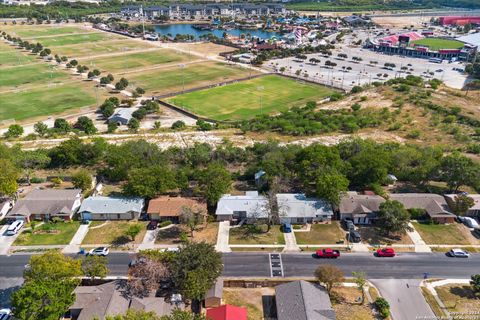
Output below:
[0,85,98,121]
[1,26,95,38]
[0,49,37,67]
[168,75,337,121]
[29,32,119,47]
[51,39,156,58]
[81,49,193,73]
[411,38,464,50]
[128,62,256,95]
[0,64,67,88]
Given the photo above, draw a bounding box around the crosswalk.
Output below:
[269,253,284,277]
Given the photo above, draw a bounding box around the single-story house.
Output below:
[444,194,480,217]
[276,193,333,224]
[390,193,455,224]
[108,108,135,125]
[204,278,223,308]
[147,196,206,223]
[206,304,247,320]
[0,198,14,220]
[275,280,336,320]
[78,196,144,220]
[69,280,179,320]
[215,191,269,222]
[6,189,82,223]
[338,192,385,224]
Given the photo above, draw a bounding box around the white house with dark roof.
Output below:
[215,191,268,222]
[276,193,333,224]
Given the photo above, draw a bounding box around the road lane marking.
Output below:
[269,253,283,277]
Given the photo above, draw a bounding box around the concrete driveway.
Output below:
[0,225,21,255]
[370,279,434,320]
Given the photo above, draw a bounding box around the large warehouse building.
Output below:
[439,16,480,26]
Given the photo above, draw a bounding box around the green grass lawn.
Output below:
[128,62,254,95]
[0,84,96,121]
[412,222,471,245]
[81,49,192,73]
[6,26,94,38]
[411,38,465,50]
[0,63,67,88]
[168,75,336,121]
[295,222,346,245]
[52,39,156,57]
[82,221,147,245]
[0,51,37,67]
[13,221,80,246]
[30,32,117,47]
[229,224,285,245]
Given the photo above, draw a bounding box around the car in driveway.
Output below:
[281,223,292,233]
[147,220,158,230]
[88,247,109,256]
[348,230,361,243]
[376,248,396,257]
[447,248,470,258]
[342,219,355,231]
[315,248,340,258]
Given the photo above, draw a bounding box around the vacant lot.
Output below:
[332,287,375,320]
[53,39,157,58]
[229,224,285,245]
[0,63,67,88]
[169,75,336,121]
[412,222,475,245]
[14,221,80,246]
[436,284,480,314]
[411,38,465,51]
[82,221,148,245]
[81,49,193,73]
[29,32,117,47]
[357,226,413,245]
[0,84,98,121]
[0,25,94,38]
[294,222,345,245]
[224,287,276,320]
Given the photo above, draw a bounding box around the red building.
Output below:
[206,305,248,320]
[439,16,480,26]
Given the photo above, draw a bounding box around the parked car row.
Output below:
[314,247,473,259]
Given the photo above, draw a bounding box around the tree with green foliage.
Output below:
[125,223,142,242]
[11,251,82,320]
[171,120,186,130]
[106,309,162,320]
[198,163,231,206]
[471,274,480,298]
[314,264,344,295]
[82,255,108,281]
[161,309,207,320]
[450,194,475,216]
[0,159,20,197]
[377,200,411,237]
[53,118,71,134]
[71,169,92,191]
[352,271,366,304]
[180,206,206,237]
[123,166,177,198]
[108,122,118,133]
[33,121,49,137]
[128,118,140,132]
[18,150,50,185]
[440,153,480,192]
[5,124,24,138]
[74,116,97,135]
[375,297,390,319]
[315,171,349,206]
[171,242,223,312]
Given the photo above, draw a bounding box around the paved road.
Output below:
[1,252,479,279]
[371,279,434,320]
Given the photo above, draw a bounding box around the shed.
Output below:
[108,108,135,126]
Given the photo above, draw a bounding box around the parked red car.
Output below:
[376,248,396,257]
[315,248,340,258]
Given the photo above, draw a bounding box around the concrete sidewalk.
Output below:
[63,224,90,254]
[407,222,432,253]
[215,221,231,253]
[283,232,300,252]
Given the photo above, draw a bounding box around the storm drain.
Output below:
[269,253,284,277]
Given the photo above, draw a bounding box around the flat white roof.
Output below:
[276,193,333,218]
[215,191,269,218]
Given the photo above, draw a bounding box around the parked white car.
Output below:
[463,217,479,229]
[6,220,24,236]
[0,308,11,320]
[447,248,470,258]
[88,247,109,256]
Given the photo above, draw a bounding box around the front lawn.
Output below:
[332,287,375,320]
[155,223,218,245]
[229,224,285,245]
[224,288,276,320]
[295,222,345,245]
[357,226,412,245]
[14,221,80,246]
[82,221,147,245]
[436,284,480,314]
[412,222,473,245]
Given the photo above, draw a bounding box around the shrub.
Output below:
[375,297,390,319]
[406,130,420,139]
[159,220,172,228]
[171,120,186,130]
[408,208,426,220]
[30,177,45,184]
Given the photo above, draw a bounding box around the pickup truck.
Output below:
[315,248,340,259]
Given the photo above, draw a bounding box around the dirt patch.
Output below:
[166,42,233,57]
[357,226,413,245]
[332,287,375,320]
[372,15,429,28]
[223,287,276,320]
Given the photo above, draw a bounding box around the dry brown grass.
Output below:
[436,284,480,314]
[223,287,276,320]
[332,287,375,320]
[357,226,413,245]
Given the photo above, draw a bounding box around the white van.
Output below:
[464,217,479,229]
[6,220,24,236]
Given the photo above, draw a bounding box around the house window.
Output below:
[117,214,121,220]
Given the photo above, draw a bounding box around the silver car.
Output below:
[88,247,109,256]
[447,248,470,258]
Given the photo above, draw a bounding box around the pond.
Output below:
[154,24,281,40]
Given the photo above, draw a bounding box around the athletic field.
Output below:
[0,50,37,67]
[29,32,119,47]
[0,64,67,88]
[411,38,464,51]
[168,75,337,121]
[0,25,96,38]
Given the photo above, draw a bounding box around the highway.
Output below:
[0,252,479,279]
